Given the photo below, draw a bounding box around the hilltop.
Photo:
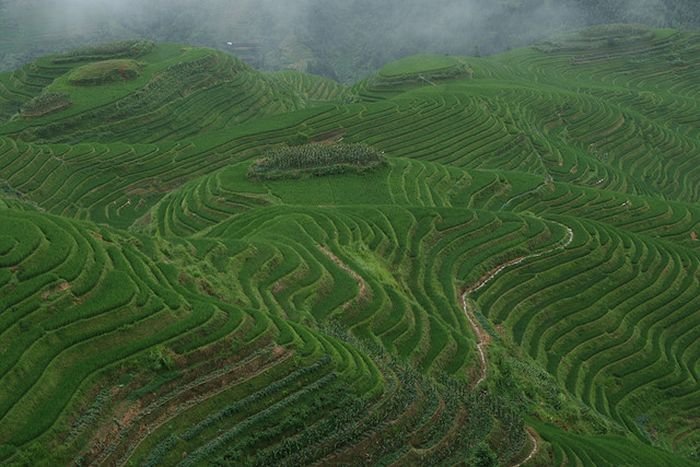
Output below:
[0,41,349,144]
[0,24,699,466]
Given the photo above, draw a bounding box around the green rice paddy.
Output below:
[0,25,698,465]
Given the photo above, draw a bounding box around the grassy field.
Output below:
[0,25,698,466]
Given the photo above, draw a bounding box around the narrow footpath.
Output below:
[460,222,574,465]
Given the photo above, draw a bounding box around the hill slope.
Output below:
[0,26,699,466]
[0,42,336,143]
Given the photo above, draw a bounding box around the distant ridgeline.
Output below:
[3,0,700,82]
[0,25,699,466]
[51,40,155,64]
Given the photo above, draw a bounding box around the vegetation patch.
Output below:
[371,54,472,87]
[20,92,71,117]
[379,54,464,77]
[68,60,143,86]
[52,40,154,64]
[353,55,474,97]
[248,143,387,180]
[536,24,655,52]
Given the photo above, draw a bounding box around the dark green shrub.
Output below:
[248,143,387,180]
[68,60,142,86]
[20,92,71,117]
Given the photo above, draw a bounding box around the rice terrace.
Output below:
[0,8,699,467]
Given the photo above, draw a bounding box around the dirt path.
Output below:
[459,222,573,462]
[461,223,573,387]
[460,293,491,387]
[319,245,369,306]
[512,428,539,467]
[460,255,526,387]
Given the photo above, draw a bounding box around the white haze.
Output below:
[0,0,683,80]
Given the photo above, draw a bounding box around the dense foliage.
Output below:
[20,92,71,117]
[67,59,142,86]
[249,143,387,179]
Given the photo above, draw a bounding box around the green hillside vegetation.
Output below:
[52,40,155,64]
[248,143,387,180]
[0,27,699,466]
[536,23,659,52]
[67,59,143,86]
[0,44,318,142]
[353,55,473,99]
[378,54,467,77]
[271,70,353,104]
[20,92,71,118]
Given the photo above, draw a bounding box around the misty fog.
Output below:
[1,0,698,81]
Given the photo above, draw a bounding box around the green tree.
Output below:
[470,442,498,467]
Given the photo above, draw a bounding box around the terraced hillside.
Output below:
[0,25,699,466]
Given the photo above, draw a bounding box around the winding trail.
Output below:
[319,245,369,306]
[460,294,490,387]
[460,255,530,388]
[459,221,574,464]
[512,428,540,467]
